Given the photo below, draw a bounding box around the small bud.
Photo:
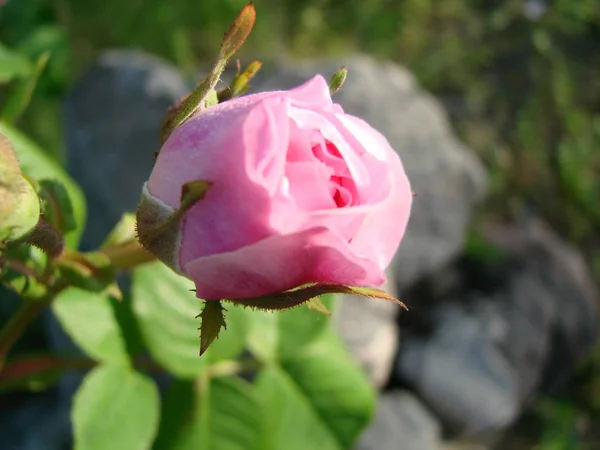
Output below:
[328,66,347,96]
[218,60,263,103]
[0,134,40,242]
[27,218,64,258]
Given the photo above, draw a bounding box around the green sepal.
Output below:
[197,300,226,356]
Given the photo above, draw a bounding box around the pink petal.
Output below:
[335,114,413,269]
[148,98,291,267]
[184,227,385,300]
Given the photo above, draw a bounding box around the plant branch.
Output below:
[0,281,67,372]
[101,240,156,271]
[0,300,49,372]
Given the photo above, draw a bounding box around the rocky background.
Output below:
[2,49,597,449]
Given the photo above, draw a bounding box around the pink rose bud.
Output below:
[137,75,412,300]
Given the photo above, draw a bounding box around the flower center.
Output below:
[311,140,358,208]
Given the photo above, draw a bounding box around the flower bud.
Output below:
[0,134,40,242]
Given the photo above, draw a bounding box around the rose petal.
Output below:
[184,227,385,300]
[336,114,412,268]
[148,98,291,267]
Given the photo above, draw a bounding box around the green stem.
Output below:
[0,300,49,372]
[101,240,156,271]
[0,281,67,372]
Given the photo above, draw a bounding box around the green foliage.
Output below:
[155,377,264,450]
[52,288,128,363]
[72,364,160,450]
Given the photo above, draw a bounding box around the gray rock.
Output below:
[253,55,488,289]
[357,390,442,450]
[0,389,71,450]
[395,218,599,436]
[334,267,400,388]
[65,50,189,250]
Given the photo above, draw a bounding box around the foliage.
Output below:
[0,7,375,449]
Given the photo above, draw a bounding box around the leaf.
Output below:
[220,4,257,61]
[281,332,375,448]
[0,122,86,248]
[246,294,335,362]
[255,367,339,450]
[154,377,263,450]
[228,283,406,311]
[0,42,31,84]
[100,213,136,249]
[132,262,249,377]
[52,287,128,363]
[255,332,375,450]
[2,52,49,123]
[38,179,77,235]
[198,300,226,356]
[72,364,160,450]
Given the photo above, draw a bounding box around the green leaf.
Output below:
[72,364,160,450]
[228,283,405,311]
[38,179,77,235]
[247,295,335,361]
[100,213,136,248]
[0,42,31,84]
[0,122,86,248]
[281,332,375,448]
[219,4,256,61]
[255,332,375,450]
[154,377,263,450]
[132,262,249,377]
[198,300,226,356]
[2,52,49,123]
[255,366,339,450]
[52,288,128,363]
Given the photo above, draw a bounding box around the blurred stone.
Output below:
[334,267,400,388]
[65,50,189,250]
[357,390,442,450]
[253,55,488,290]
[0,389,71,450]
[394,218,599,436]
